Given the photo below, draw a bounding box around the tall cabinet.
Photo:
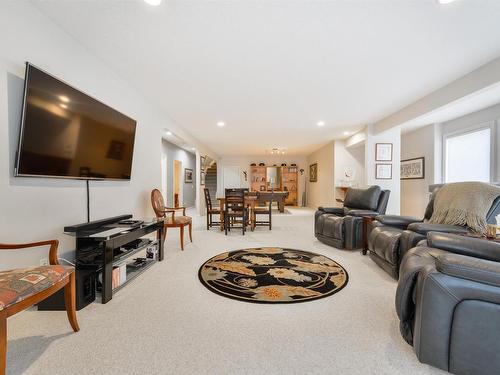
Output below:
[250,165,298,206]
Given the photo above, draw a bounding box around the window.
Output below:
[445,127,491,183]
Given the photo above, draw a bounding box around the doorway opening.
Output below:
[173,159,182,207]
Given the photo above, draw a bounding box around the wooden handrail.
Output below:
[0,240,59,265]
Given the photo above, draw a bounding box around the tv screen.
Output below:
[15,63,137,180]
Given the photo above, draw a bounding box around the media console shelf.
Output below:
[64,214,164,305]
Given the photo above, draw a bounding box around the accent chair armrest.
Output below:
[375,215,422,229]
[318,207,345,215]
[345,209,378,217]
[0,240,59,265]
[427,232,500,263]
[436,253,500,288]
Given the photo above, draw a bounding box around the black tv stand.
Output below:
[64,214,164,305]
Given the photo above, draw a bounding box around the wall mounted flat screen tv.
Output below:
[15,63,137,180]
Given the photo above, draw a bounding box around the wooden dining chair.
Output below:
[224,188,248,235]
[151,189,192,250]
[253,192,273,230]
[0,240,80,375]
[204,188,220,230]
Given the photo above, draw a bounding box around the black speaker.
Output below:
[38,268,96,311]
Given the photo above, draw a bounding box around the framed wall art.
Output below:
[309,163,318,182]
[401,157,425,180]
[185,168,193,183]
[375,163,392,180]
[375,143,393,161]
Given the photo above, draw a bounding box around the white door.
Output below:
[222,166,241,191]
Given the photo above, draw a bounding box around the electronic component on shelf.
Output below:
[117,219,144,227]
[121,238,151,250]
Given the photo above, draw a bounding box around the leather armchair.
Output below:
[315,186,390,250]
[396,232,500,374]
[368,186,500,279]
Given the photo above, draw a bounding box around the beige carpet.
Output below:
[6,207,445,374]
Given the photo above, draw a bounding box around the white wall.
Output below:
[306,142,335,209]
[0,2,210,270]
[333,140,365,204]
[217,155,307,206]
[400,125,438,217]
[365,125,401,214]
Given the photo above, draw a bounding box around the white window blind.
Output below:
[445,128,491,183]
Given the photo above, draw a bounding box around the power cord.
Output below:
[58,257,76,267]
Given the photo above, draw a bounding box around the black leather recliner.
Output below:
[396,232,500,375]
[315,186,390,250]
[368,186,500,279]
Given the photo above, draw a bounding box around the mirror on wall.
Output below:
[266,166,282,191]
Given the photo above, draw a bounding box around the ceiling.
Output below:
[33,0,500,156]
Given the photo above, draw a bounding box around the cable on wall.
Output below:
[86,180,90,222]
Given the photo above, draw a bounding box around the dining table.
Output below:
[217,195,258,231]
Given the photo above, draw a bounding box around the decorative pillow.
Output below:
[344,186,381,211]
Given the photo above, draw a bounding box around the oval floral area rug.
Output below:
[198,247,348,303]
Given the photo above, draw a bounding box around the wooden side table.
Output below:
[362,216,375,255]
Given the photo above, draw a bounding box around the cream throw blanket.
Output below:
[429,182,500,234]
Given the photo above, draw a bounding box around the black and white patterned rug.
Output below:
[198,247,348,304]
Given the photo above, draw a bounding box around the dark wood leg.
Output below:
[362,217,373,255]
[0,312,6,375]
[64,273,80,332]
[102,242,114,304]
[180,226,185,250]
[189,222,193,242]
[157,226,165,261]
[269,211,272,230]
[219,200,224,231]
[206,211,209,230]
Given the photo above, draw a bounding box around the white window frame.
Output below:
[442,121,496,183]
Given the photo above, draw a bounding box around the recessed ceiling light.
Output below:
[166,131,172,136]
[217,121,225,127]
[317,121,325,127]
[437,0,456,4]
[191,147,196,151]
[144,0,162,6]
[60,103,68,109]
[343,131,350,136]
[59,95,69,103]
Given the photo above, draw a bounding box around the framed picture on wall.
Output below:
[375,143,393,161]
[185,168,193,183]
[401,157,425,180]
[309,163,318,182]
[375,163,392,180]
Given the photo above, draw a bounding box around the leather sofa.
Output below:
[396,232,500,374]
[368,186,500,279]
[315,186,390,250]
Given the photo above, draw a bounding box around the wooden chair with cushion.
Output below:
[204,188,220,230]
[0,240,79,375]
[151,189,192,250]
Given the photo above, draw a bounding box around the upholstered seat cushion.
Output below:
[0,265,73,311]
[165,215,192,225]
[407,222,469,235]
[253,206,270,213]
